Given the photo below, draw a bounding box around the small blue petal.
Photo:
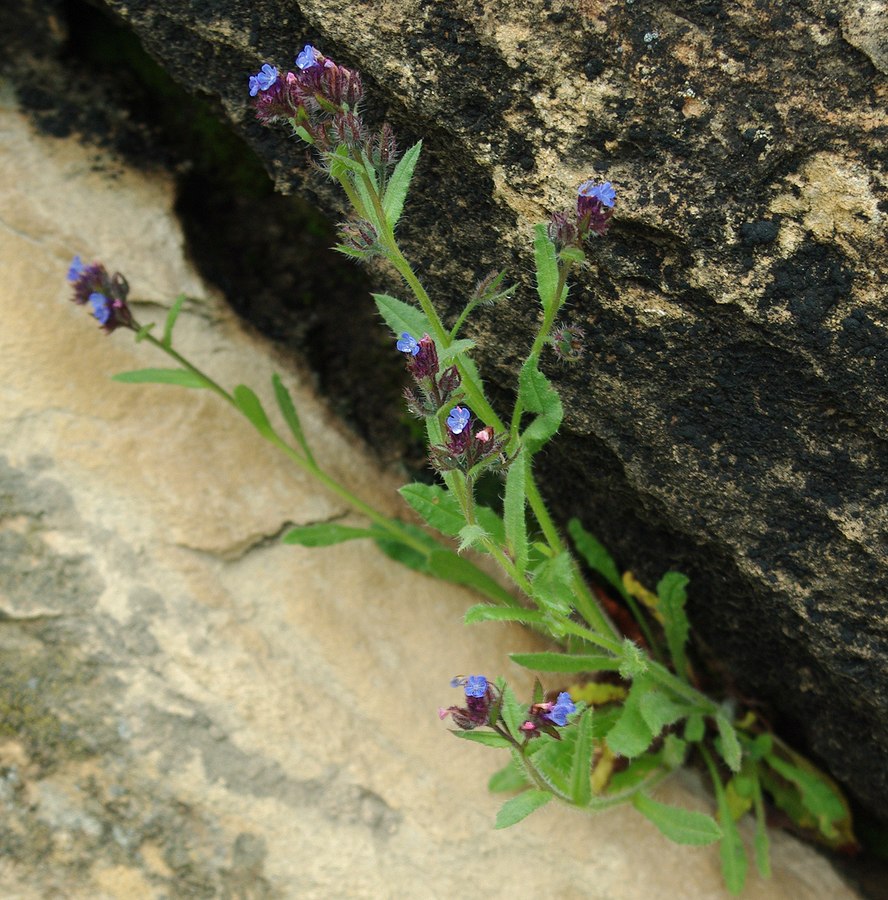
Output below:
[446,406,471,435]
[67,256,85,282]
[577,180,616,208]
[464,675,488,698]
[396,332,420,355]
[296,44,319,70]
[248,74,260,97]
[89,292,111,325]
[547,691,576,726]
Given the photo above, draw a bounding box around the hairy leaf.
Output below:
[569,710,595,807]
[399,482,465,536]
[162,294,186,349]
[373,292,431,341]
[504,448,529,569]
[529,552,574,616]
[605,677,655,759]
[498,682,527,742]
[509,652,620,673]
[112,368,210,389]
[450,729,512,749]
[233,385,275,439]
[489,757,530,793]
[282,523,376,546]
[716,714,743,773]
[657,571,691,677]
[464,605,545,626]
[382,140,422,227]
[272,374,313,461]
[517,356,563,453]
[568,519,629,600]
[533,223,559,314]
[632,793,722,846]
[639,689,690,736]
[495,790,553,829]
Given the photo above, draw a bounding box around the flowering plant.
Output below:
[66,43,853,893]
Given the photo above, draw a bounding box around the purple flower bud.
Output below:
[296,44,321,70]
[545,691,576,726]
[248,63,279,97]
[446,406,471,435]
[397,332,421,355]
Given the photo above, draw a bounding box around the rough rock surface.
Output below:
[44,0,884,818]
[0,93,862,898]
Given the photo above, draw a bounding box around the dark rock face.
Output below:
[10,0,886,816]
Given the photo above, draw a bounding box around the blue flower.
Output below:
[464,675,488,698]
[296,44,320,70]
[89,292,112,325]
[67,256,85,282]
[446,406,471,435]
[396,332,421,355]
[577,180,616,209]
[248,63,279,97]
[546,691,576,726]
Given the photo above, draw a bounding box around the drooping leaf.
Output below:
[504,447,529,569]
[569,710,595,807]
[233,384,275,439]
[509,652,620,673]
[282,523,376,546]
[450,729,512,749]
[272,373,314,462]
[605,677,655,759]
[494,790,553,828]
[162,293,186,349]
[382,139,422,227]
[657,571,691,677]
[373,292,432,341]
[632,793,722,846]
[533,223,559,314]
[517,356,563,453]
[112,368,211,389]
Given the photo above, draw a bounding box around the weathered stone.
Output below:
[74,0,888,818]
[0,95,861,898]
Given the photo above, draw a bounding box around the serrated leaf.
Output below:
[716,714,743,773]
[632,794,722,846]
[456,524,488,552]
[233,384,275,439]
[450,729,512,749]
[517,356,563,453]
[568,520,629,600]
[605,678,655,759]
[463,605,546,626]
[272,374,314,462]
[373,292,432,343]
[282,523,376,546]
[657,571,691,677]
[399,482,465,536]
[504,447,528,569]
[112,368,211,389]
[439,338,475,364]
[639,689,689,736]
[533,223,559,314]
[162,293,186,349]
[489,757,530,793]
[495,790,553,828]
[509,652,620,673]
[569,710,595,807]
[382,140,422,227]
[529,552,574,616]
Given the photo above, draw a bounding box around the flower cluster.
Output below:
[440,676,578,742]
[429,405,507,475]
[548,179,616,248]
[66,256,135,334]
[397,332,461,416]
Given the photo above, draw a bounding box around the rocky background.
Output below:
[1,0,885,892]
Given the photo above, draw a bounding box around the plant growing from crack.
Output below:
[64,42,854,894]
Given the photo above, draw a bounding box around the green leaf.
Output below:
[684,713,706,743]
[632,793,722,846]
[133,323,156,342]
[489,757,529,793]
[456,524,488,552]
[272,374,314,462]
[504,448,529,569]
[161,294,186,349]
[662,734,689,769]
[559,246,586,266]
[426,548,517,606]
[657,571,691,677]
[373,292,432,342]
[764,753,845,838]
[450,729,512,749]
[233,385,275,439]
[381,140,422,226]
[533,223,559,314]
[751,772,772,878]
[528,552,574,616]
[639,689,690,736]
[567,519,630,600]
[439,338,475,364]
[112,368,211,389]
[399,482,465,536]
[509,652,620,673]
[517,356,563,453]
[463,605,545,626]
[569,710,595,807]
[282,523,376,546]
[498,682,527,741]
[294,125,314,145]
[606,678,655,759]
[716,714,743,773]
[494,790,553,828]
[712,770,748,894]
